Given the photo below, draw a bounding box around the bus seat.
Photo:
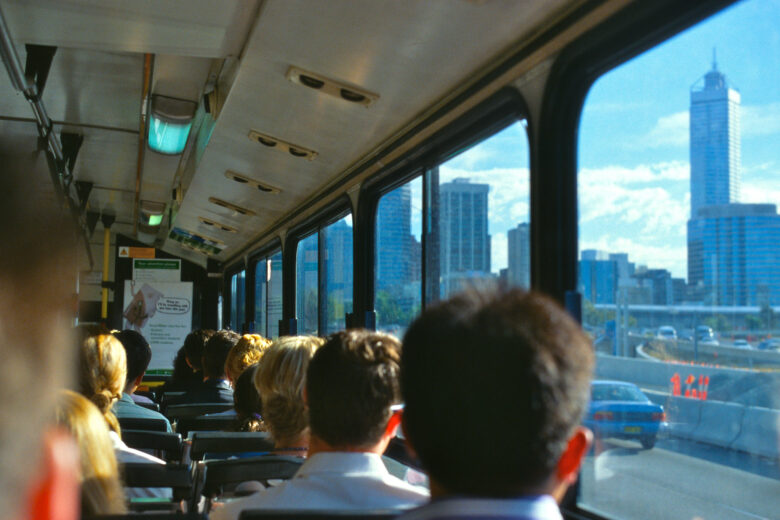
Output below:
[239,511,399,520]
[121,462,193,504]
[122,430,183,463]
[118,417,169,432]
[190,431,274,461]
[197,455,302,499]
[166,403,234,421]
[175,412,238,437]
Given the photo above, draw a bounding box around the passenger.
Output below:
[111,329,172,432]
[159,345,202,393]
[0,165,79,520]
[75,325,127,434]
[398,289,594,520]
[181,329,216,385]
[54,390,126,516]
[253,335,325,455]
[212,330,428,520]
[76,326,169,499]
[225,333,273,385]
[166,329,239,405]
[229,364,265,432]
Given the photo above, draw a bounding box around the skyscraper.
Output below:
[507,222,530,288]
[689,54,741,218]
[439,178,490,295]
[686,57,780,305]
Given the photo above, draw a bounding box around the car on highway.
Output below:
[584,380,667,450]
[696,325,719,346]
[756,339,780,352]
[732,339,752,349]
[657,325,677,340]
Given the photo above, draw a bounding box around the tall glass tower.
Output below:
[689,53,741,218]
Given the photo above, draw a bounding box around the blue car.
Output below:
[584,381,666,449]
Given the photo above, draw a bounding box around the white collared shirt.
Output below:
[211,452,429,520]
[398,495,563,520]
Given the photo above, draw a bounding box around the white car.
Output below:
[733,339,752,349]
[657,326,677,340]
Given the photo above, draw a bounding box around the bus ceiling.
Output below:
[0,0,616,268]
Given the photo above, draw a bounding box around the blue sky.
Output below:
[424,0,779,279]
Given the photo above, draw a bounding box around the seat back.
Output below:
[121,462,193,502]
[176,412,238,436]
[137,401,161,412]
[84,513,206,520]
[166,403,234,421]
[239,511,399,520]
[189,431,274,461]
[118,417,169,432]
[122,430,183,462]
[200,455,303,497]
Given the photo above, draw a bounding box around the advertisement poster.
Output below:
[132,258,180,282]
[123,280,193,369]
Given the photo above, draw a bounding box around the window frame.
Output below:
[287,196,354,336]
[538,0,741,517]
[247,239,283,337]
[360,87,531,326]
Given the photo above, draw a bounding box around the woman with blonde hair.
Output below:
[55,390,126,516]
[75,325,126,434]
[254,336,324,455]
[225,333,272,385]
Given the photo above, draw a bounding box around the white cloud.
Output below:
[579,161,689,186]
[580,235,687,279]
[491,233,508,272]
[639,111,689,149]
[742,102,780,137]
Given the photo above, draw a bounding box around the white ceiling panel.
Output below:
[172,0,571,261]
[0,0,260,57]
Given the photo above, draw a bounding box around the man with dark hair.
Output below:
[111,330,172,431]
[398,289,594,520]
[212,330,427,520]
[183,329,215,378]
[168,329,238,405]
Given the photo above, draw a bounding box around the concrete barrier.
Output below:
[731,407,780,459]
[665,396,703,440]
[692,401,745,448]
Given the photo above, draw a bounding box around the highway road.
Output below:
[578,437,780,520]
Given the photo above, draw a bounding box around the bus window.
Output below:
[230,270,245,333]
[254,258,268,337]
[577,1,780,518]
[322,215,353,335]
[254,250,283,339]
[296,232,319,336]
[268,251,283,339]
[426,120,530,303]
[375,178,423,336]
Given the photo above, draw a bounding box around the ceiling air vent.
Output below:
[208,197,256,216]
[286,66,379,107]
[248,130,318,161]
[225,170,281,194]
[199,216,238,233]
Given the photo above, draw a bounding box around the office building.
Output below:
[507,222,530,288]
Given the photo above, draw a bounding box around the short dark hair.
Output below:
[183,329,215,371]
[307,330,401,448]
[113,330,151,385]
[233,364,263,432]
[401,289,593,496]
[202,330,240,379]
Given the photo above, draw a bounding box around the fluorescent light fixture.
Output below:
[148,94,197,155]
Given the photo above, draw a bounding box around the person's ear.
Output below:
[552,426,592,502]
[28,428,79,520]
[133,373,144,388]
